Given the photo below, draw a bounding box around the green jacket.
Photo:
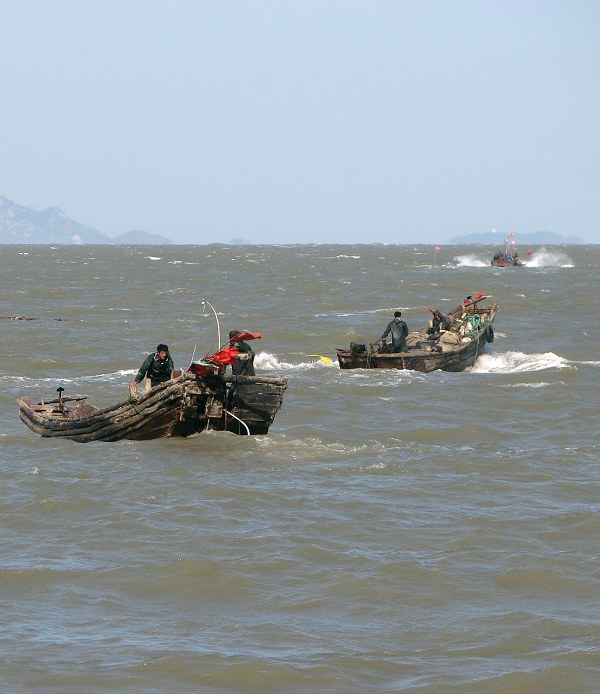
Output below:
[134,352,174,385]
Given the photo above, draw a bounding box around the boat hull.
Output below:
[337,329,488,372]
[18,371,287,442]
[491,257,522,267]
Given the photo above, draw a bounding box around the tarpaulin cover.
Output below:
[464,292,487,306]
[205,346,240,366]
[187,347,241,376]
[187,362,215,376]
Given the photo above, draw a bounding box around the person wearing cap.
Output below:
[229,330,255,376]
[130,343,175,391]
[380,311,408,353]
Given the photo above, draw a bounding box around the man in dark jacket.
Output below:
[427,310,450,341]
[130,343,174,391]
[229,330,256,376]
[380,311,408,353]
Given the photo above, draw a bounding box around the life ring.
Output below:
[485,324,494,343]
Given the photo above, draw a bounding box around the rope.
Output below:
[225,409,250,435]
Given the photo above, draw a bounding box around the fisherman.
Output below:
[427,310,450,341]
[380,311,408,353]
[229,330,256,376]
[130,343,174,392]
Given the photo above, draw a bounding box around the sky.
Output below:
[1,0,598,244]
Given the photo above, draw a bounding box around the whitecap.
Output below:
[470,351,571,373]
[455,254,488,267]
[501,381,559,389]
[255,352,336,370]
[523,248,574,267]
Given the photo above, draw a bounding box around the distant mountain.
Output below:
[449,230,584,245]
[0,196,111,244]
[0,197,172,244]
[228,237,255,245]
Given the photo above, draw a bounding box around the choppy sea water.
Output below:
[1,243,599,693]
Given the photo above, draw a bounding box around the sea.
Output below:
[1,243,599,693]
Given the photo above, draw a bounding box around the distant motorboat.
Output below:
[491,251,523,267]
[491,231,524,266]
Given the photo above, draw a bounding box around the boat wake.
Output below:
[455,249,574,268]
[256,352,337,370]
[455,254,488,267]
[470,351,571,373]
[522,248,574,267]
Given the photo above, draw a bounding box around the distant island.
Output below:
[448,230,584,245]
[0,196,172,245]
[0,195,588,245]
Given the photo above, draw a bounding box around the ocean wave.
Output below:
[255,352,336,370]
[253,433,461,464]
[5,370,137,390]
[471,351,571,373]
[523,249,574,268]
[6,356,329,388]
[265,349,575,376]
[455,254,488,267]
[501,381,564,389]
[455,249,575,269]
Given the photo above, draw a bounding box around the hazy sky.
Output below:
[1,0,598,244]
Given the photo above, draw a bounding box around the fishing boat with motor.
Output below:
[491,251,522,267]
[17,303,287,442]
[491,231,523,267]
[336,293,497,373]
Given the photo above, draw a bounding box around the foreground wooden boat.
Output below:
[336,295,498,373]
[18,370,287,442]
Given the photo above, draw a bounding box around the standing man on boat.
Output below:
[130,343,174,392]
[229,330,256,376]
[380,311,408,353]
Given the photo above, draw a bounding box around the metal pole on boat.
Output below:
[192,299,221,361]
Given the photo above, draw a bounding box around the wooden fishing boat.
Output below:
[336,295,498,373]
[491,231,523,266]
[18,370,287,442]
[18,305,288,442]
[491,252,522,267]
